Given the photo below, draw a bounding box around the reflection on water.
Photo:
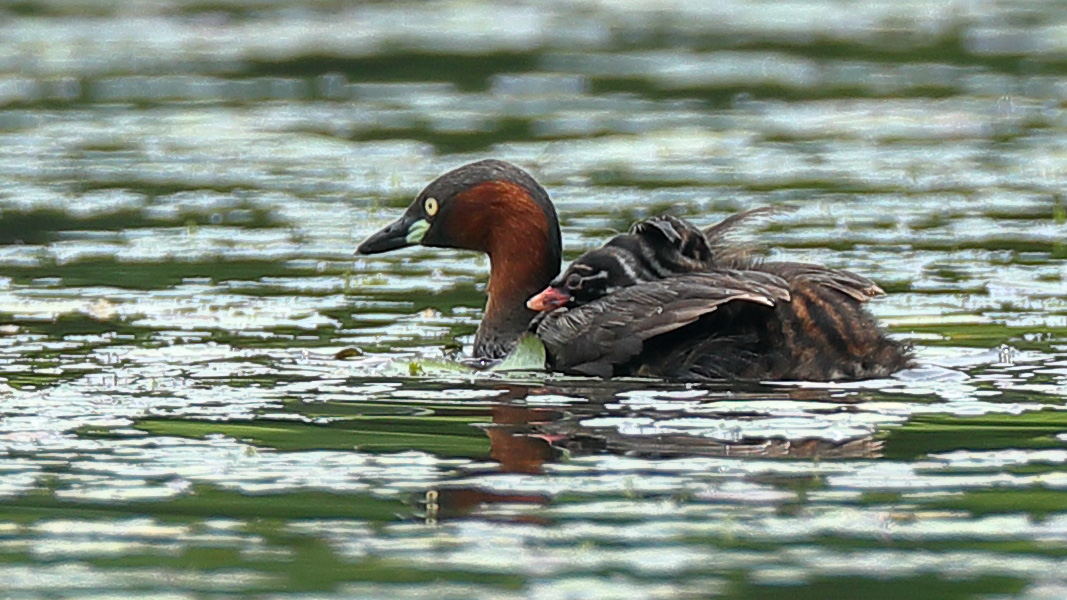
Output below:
[1,0,1066,598]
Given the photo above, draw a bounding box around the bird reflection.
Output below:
[423,382,884,523]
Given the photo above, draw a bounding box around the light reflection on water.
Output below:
[1,0,1067,598]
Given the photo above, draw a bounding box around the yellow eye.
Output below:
[424,197,439,217]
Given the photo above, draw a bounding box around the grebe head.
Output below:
[357,159,560,260]
[357,159,563,359]
[527,248,629,312]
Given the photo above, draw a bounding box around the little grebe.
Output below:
[526,211,762,311]
[357,159,911,381]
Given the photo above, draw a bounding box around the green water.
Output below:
[1,1,1066,598]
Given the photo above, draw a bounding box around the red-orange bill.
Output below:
[526,286,570,312]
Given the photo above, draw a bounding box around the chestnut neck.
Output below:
[478,226,557,359]
[444,180,560,359]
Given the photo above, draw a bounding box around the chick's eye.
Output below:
[424,197,439,217]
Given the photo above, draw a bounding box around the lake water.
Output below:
[1,1,1066,598]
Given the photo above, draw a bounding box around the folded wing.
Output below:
[761,261,885,302]
[536,270,791,377]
